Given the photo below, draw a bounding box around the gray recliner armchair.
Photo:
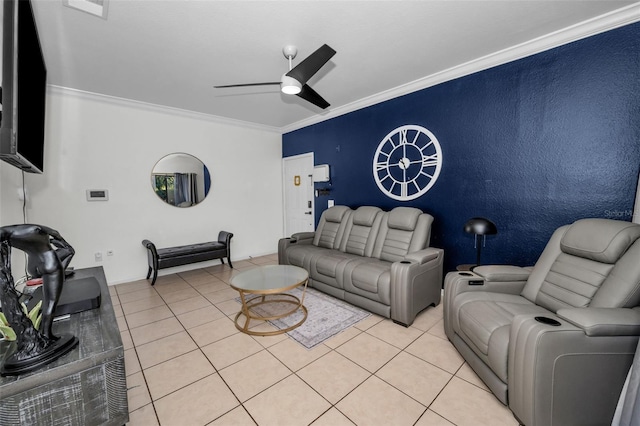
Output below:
[443,218,640,426]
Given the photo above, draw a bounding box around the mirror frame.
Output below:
[150,152,211,208]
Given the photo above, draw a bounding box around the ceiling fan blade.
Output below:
[214,82,280,89]
[296,84,330,109]
[286,44,336,85]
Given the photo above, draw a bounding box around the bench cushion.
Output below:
[157,242,226,258]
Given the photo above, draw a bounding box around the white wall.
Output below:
[0,88,283,284]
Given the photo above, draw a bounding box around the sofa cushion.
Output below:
[353,206,381,227]
[523,221,640,312]
[387,207,421,231]
[286,245,327,271]
[379,228,414,262]
[344,259,392,305]
[325,205,350,222]
[308,207,384,290]
[592,239,640,308]
[310,250,363,289]
[373,207,433,262]
[560,218,640,264]
[341,206,383,256]
[315,252,346,278]
[535,253,614,312]
[454,291,549,382]
[313,206,351,249]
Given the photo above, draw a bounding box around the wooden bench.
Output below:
[142,231,233,285]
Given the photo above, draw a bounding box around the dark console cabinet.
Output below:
[0,267,128,425]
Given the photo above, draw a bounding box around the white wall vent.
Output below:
[63,0,109,19]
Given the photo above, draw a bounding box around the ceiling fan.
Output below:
[214,44,336,109]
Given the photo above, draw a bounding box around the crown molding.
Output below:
[46,3,640,137]
[281,2,640,134]
[47,85,282,134]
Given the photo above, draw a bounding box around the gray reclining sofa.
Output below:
[444,218,640,426]
[278,205,444,326]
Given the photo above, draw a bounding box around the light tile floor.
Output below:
[113,254,518,426]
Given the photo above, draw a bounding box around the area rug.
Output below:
[236,287,370,349]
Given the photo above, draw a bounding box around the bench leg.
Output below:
[150,267,158,286]
[219,257,233,268]
[146,266,152,280]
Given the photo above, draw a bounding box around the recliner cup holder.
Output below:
[535,316,561,326]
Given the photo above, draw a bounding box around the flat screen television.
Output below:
[0,0,46,174]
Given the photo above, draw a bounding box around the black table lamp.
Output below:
[464,217,498,266]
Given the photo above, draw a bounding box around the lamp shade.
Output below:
[464,217,497,236]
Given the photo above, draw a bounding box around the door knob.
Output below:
[305,212,312,215]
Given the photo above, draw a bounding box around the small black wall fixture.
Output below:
[464,217,498,266]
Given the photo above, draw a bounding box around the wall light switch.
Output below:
[328,199,335,208]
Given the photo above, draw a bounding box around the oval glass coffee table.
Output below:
[229,265,309,336]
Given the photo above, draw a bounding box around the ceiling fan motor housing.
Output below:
[282,45,298,59]
[281,74,302,94]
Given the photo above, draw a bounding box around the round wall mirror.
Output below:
[151,153,211,207]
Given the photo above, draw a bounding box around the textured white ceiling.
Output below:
[30,0,640,132]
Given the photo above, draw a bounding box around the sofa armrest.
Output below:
[508,313,639,426]
[278,232,316,265]
[390,247,444,326]
[473,265,531,282]
[290,232,315,244]
[444,267,527,300]
[403,247,440,264]
[556,307,640,337]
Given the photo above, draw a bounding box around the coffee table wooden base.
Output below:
[234,291,308,336]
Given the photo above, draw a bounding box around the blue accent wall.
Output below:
[283,23,640,273]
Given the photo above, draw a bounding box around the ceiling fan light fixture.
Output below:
[281,75,302,95]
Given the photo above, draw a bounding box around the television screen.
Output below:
[0,0,47,174]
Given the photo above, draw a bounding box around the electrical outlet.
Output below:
[106,250,114,256]
[95,252,102,262]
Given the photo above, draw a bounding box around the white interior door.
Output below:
[283,153,314,236]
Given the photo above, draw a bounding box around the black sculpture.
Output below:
[0,224,78,376]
